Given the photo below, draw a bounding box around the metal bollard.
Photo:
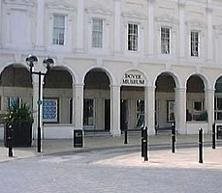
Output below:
[141,127,148,161]
[212,123,216,149]
[8,125,13,157]
[124,130,128,144]
[199,128,203,163]
[141,126,145,157]
[124,121,128,144]
[171,123,176,153]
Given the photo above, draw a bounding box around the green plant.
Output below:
[4,103,33,125]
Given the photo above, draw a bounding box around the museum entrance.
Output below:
[120,86,145,131]
[120,70,147,131]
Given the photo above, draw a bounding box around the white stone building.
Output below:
[1,0,222,139]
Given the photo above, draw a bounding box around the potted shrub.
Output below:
[4,103,33,147]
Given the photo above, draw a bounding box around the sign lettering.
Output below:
[122,72,146,86]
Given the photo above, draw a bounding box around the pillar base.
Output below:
[110,129,121,137]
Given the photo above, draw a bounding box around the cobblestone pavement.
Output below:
[0,146,222,193]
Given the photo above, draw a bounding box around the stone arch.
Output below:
[185,73,209,90]
[214,75,222,91]
[214,75,222,122]
[82,66,115,86]
[52,64,77,84]
[0,63,32,87]
[153,71,181,88]
[43,65,75,88]
[0,62,30,75]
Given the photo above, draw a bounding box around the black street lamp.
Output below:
[26,55,54,152]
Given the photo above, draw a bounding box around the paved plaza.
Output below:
[0,134,222,193]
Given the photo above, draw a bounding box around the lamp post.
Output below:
[26,55,54,152]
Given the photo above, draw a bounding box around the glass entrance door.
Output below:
[83,99,95,129]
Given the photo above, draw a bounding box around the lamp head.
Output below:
[26,55,38,68]
[43,58,54,71]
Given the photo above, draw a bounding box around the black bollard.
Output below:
[171,123,176,153]
[141,127,148,161]
[141,126,144,157]
[124,130,128,144]
[212,123,216,149]
[199,128,203,163]
[124,121,128,144]
[8,125,13,157]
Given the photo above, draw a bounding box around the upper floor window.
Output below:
[191,31,199,57]
[161,27,170,54]
[128,24,138,51]
[92,18,103,48]
[53,15,65,45]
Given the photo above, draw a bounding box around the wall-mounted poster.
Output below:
[167,100,175,122]
[43,98,59,123]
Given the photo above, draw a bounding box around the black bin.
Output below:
[73,130,83,147]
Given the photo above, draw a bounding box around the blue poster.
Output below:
[43,99,58,122]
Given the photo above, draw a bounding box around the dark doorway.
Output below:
[120,99,128,131]
[105,99,110,131]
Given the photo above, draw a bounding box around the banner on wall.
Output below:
[122,70,146,87]
[43,98,58,123]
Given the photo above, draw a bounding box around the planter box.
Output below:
[4,122,32,147]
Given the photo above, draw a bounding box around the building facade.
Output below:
[1,0,222,139]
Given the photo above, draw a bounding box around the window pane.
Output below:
[191,31,199,57]
[53,15,65,45]
[92,18,103,48]
[161,27,170,54]
[217,98,222,110]
[217,112,222,120]
[128,24,138,51]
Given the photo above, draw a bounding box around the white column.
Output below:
[175,88,186,134]
[206,3,213,61]
[76,0,84,53]
[32,76,39,140]
[145,86,155,135]
[73,84,84,129]
[110,85,121,136]
[206,89,215,133]
[35,0,45,49]
[114,0,122,54]
[148,0,155,55]
[178,0,186,58]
